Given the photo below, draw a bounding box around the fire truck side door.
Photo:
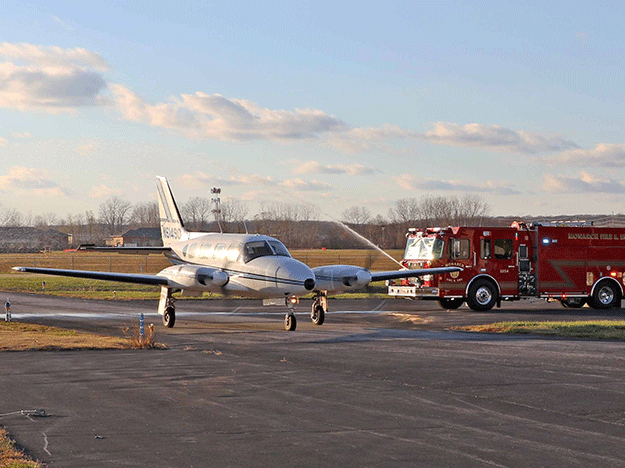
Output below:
[490,237,518,295]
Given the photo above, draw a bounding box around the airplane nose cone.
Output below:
[304,278,315,291]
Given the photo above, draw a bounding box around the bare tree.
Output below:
[1,208,24,227]
[34,212,59,228]
[388,198,421,225]
[130,201,160,227]
[342,206,372,225]
[220,198,249,232]
[454,194,490,226]
[99,197,132,235]
[181,197,212,231]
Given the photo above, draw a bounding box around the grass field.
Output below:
[456,321,625,341]
[0,250,402,299]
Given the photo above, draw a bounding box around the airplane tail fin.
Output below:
[156,176,189,246]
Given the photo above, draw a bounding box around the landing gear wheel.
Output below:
[590,281,621,309]
[163,306,176,328]
[439,298,464,310]
[466,279,498,311]
[284,313,297,331]
[311,304,325,325]
[561,298,586,308]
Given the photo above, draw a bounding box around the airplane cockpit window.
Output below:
[268,240,291,257]
[243,240,275,263]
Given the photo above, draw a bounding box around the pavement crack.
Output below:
[42,431,51,456]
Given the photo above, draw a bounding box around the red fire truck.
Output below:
[387,222,625,311]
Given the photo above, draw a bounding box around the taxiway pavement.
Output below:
[1,293,625,467]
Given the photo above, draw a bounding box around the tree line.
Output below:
[0,194,500,250]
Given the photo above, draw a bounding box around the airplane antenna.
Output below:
[211,187,223,234]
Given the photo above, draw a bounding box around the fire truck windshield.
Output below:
[404,236,445,260]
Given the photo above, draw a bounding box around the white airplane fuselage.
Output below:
[158,232,316,299]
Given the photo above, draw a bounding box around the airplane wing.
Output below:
[78,245,172,255]
[12,266,169,286]
[312,265,462,294]
[370,266,461,282]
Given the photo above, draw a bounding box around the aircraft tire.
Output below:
[284,313,297,331]
[439,298,464,310]
[163,306,176,328]
[311,304,325,325]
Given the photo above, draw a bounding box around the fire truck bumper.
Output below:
[388,286,439,298]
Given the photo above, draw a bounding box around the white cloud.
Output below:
[548,143,625,167]
[0,42,109,111]
[0,42,108,70]
[10,131,30,138]
[53,15,74,32]
[325,124,417,153]
[178,172,332,192]
[0,137,7,147]
[177,172,277,189]
[110,85,347,141]
[76,143,96,155]
[90,184,122,198]
[291,160,379,175]
[279,178,333,191]
[542,172,625,193]
[422,122,578,154]
[0,166,71,195]
[393,174,519,195]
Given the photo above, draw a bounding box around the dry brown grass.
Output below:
[0,322,129,351]
[0,426,42,467]
[455,320,625,341]
[123,320,166,349]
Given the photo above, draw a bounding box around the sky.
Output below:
[1,0,625,221]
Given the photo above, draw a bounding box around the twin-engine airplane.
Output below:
[13,177,461,330]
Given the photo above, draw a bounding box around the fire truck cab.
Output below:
[388,222,625,311]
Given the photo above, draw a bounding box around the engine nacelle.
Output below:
[158,265,229,291]
[312,265,372,293]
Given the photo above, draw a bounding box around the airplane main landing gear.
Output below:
[163,305,176,328]
[158,286,178,328]
[311,291,328,325]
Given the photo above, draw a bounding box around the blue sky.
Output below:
[1,1,625,220]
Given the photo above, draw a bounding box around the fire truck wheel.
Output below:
[439,298,464,310]
[590,281,621,309]
[466,279,498,311]
[561,298,586,308]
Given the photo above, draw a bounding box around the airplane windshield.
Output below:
[243,241,275,263]
[404,236,445,260]
[268,240,291,257]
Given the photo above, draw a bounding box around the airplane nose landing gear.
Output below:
[285,295,297,331]
[284,312,297,331]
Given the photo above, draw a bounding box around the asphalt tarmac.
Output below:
[2,293,625,467]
